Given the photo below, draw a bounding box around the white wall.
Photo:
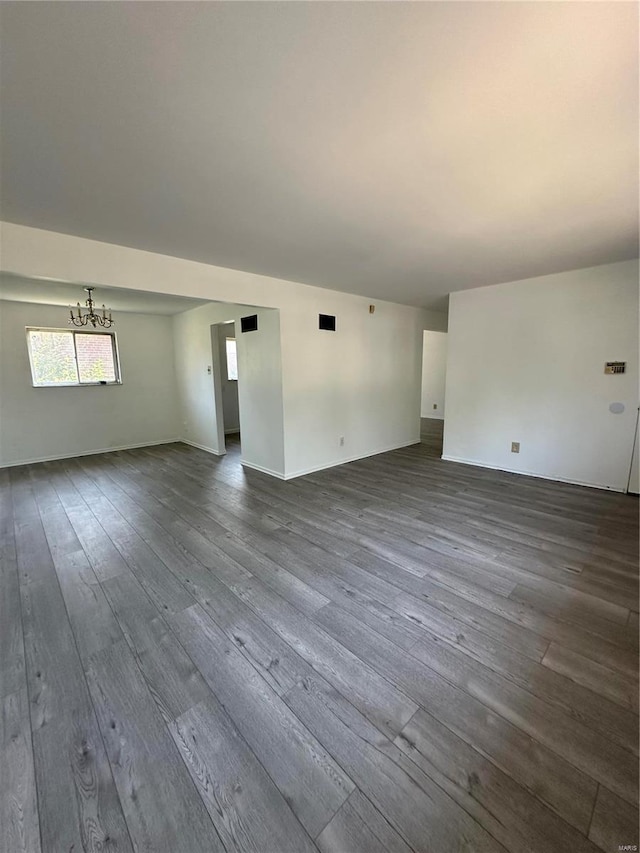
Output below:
[175,295,425,479]
[0,300,180,466]
[420,331,447,419]
[2,224,432,480]
[172,302,285,477]
[281,296,424,477]
[238,308,286,476]
[443,260,639,491]
[421,310,448,333]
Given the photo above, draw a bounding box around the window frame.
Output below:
[26,327,122,388]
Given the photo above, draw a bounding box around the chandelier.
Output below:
[69,287,114,328]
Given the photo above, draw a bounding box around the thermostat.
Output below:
[604,362,626,374]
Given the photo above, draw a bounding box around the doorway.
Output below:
[420,330,447,457]
[211,321,241,454]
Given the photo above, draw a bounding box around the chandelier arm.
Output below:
[68,287,114,327]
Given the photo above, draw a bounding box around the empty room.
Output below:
[0,3,638,853]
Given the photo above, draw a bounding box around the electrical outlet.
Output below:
[433,403,438,410]
[511,441,520,453]
[339,436,345,447]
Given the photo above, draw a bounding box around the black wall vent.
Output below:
[241,314,258,333]
[319,314,336,331]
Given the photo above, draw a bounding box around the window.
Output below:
[26,328,121,387]
[226,337,238,381]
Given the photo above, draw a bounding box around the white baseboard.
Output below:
[0,438,181,469]
[241,459,286,479]
[441,454,625,493]
[180,439,225,456]
[284,438,421,480]
[224,428,240,436]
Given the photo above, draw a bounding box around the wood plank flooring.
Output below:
[1,419,638,853]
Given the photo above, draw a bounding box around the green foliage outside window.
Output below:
[27,329,120,386]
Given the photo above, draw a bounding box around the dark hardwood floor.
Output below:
[2,419,638,852]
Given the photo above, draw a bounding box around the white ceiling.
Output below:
[0,273,208,315]
[0,2,637,310]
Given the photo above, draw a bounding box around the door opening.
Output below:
[420,330,447,458]
[211,321,241,454]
